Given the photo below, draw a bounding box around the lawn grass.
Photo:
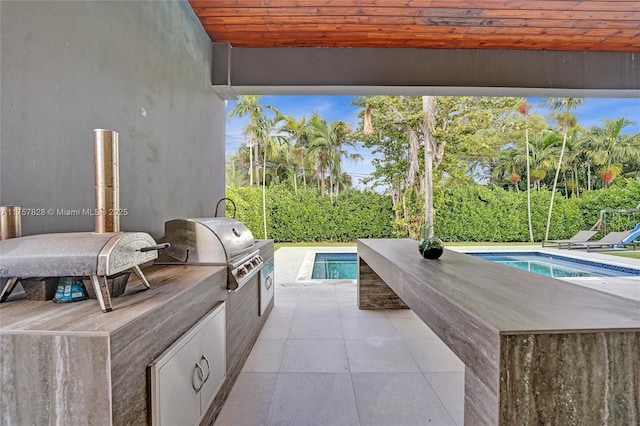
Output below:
[604,251,640,260]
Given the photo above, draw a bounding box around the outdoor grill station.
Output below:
[0,129,275,426]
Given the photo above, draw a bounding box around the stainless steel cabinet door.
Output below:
[150,302,226,426]
[199,305,226,412]
[151,332,201,426]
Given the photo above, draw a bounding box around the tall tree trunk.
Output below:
[262,148,268,239]
[525,116,534,242]
[254,142,260,187]
[248,138,254,186]
[422,96,437,238]
[545,127,568,241]
[329,174,334,202]
[406,127,421,195]
[402,190,409,237]
[394,185,401,224]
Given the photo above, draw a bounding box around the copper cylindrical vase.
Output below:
[0,206,22,240]
[94,129,120,233]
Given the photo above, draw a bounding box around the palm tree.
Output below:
[245,113,286,238]
[307,114,354,197]
[281,115,310,192]
[584,118,640,187]
[542,97,583,241]
[491,147,522,190]
[513,131,561,191]
[226,143,252,186]
[559,126,584,197]
[227,95,279,187]
[330,123,361,196]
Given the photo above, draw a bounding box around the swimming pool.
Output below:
[305,250,639,281]
[469,252,640,278]
[311,252,358,279]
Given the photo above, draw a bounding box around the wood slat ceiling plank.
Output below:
[190,0,640,11]
[208,32,636,51]
[191,6,640,21]
[210,30,633,45]
[196,2,640,17]
[201,16,639,30]
[206,23,640,38]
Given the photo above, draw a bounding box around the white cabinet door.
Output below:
[198,305,226,414]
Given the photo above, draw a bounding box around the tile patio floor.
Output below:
[215,244,639,425]
[215,247,465,426]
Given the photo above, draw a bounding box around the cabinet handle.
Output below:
[192,362,204,393]
[200,355,211,383]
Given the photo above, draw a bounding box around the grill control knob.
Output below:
[237,267,247,277]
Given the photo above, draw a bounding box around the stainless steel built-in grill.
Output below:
[160,217,263,291]
[0,232,167,312]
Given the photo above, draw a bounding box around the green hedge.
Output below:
[226,185,395,242]
[226,178,640,242]
[434,186,584,242]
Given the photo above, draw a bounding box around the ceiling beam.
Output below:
[212,44,640,98]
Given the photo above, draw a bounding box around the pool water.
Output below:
[311,253,358,279]
[470,252,640,278]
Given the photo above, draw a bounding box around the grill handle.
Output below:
[138,243,171,253]
[214,197,237,218]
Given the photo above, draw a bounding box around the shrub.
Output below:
[226,177,640,242]
[226,185,394,242]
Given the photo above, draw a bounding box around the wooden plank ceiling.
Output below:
[188,0,640,51]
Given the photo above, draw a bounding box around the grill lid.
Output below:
[161,217,261,291]
[163,217,255,263]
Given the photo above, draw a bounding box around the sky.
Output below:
[225,96,640,189]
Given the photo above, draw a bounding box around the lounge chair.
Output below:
[542,230,598,249]
[567,231,632,252]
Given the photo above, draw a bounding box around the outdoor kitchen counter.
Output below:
[0,265,226,333]
[357,238,640,426]
[1,238,275,426]
[1,264,227,425]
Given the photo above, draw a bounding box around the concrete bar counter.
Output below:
[357,238,640,425]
